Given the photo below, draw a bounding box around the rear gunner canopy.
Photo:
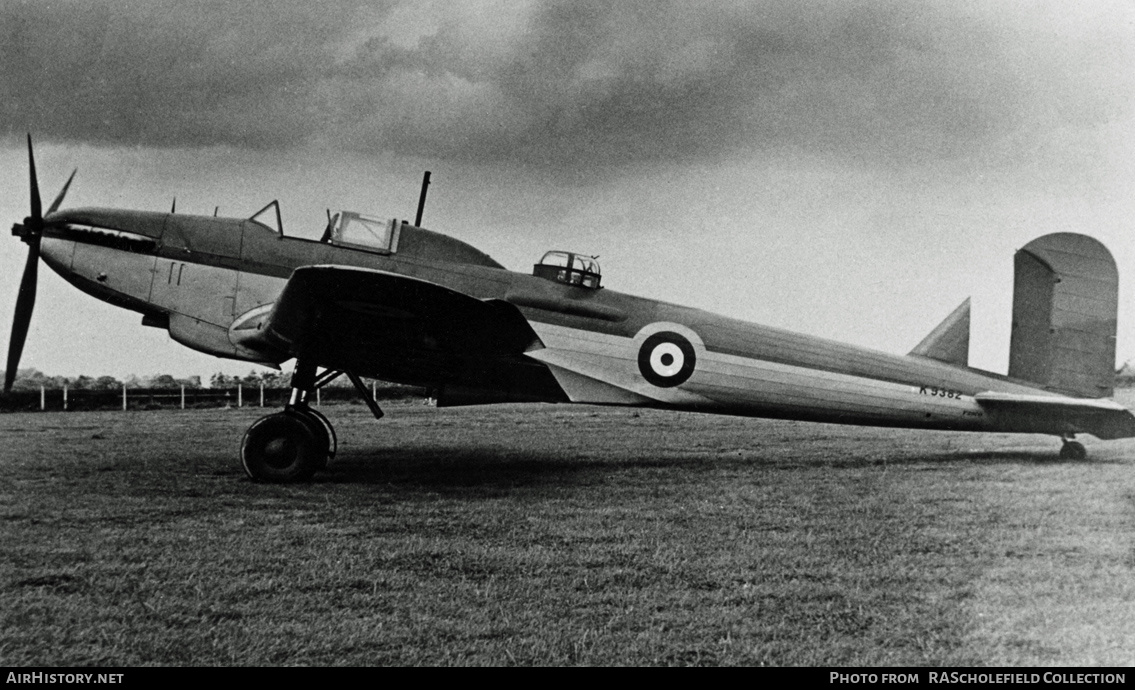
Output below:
[533,251,601,289]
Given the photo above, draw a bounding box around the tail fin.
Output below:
[1008,233,1118,398]
[910,298,970,366]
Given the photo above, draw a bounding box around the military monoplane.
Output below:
[7,136,1133,481]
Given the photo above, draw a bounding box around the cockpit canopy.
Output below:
[533,250,601,289]
[248,202,399,254]
[327,212,400,254]
[248,203,502,267]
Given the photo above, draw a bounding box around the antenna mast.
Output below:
[414,171,431,226]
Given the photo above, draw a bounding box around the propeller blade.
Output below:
[46,169,77,215]
[6,135,53,393]
[27,134,41,224]
[5,240,40,393]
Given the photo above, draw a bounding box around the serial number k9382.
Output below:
[918,386,964,399]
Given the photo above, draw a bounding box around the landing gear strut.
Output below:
[1059,435,1087,460]
[239,361,380,483]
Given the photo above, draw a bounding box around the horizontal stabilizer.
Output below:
[975,391,1135,440]
[910,298,969,366]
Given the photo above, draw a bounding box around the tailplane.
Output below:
[1008,233,1118,398]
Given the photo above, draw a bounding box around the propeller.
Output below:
[4,135,75,393]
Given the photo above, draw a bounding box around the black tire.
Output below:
[292,407,334,471]
[241,412,323,483]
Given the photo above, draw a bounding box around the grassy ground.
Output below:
[2,399,1134,666]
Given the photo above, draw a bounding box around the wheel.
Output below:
[1059,440,1087,460]
[240,411,323,482]
[292,406,335,470]
[292,408,329,469]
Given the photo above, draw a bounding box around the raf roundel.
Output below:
[638,331,697,387]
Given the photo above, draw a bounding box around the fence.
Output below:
[0,382,425,413]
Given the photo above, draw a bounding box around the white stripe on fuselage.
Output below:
[525,321,989,430]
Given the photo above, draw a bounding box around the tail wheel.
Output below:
[241,411,323,483]
[1059,440,1087,460]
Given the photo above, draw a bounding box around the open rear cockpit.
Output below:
[533,251,601,289]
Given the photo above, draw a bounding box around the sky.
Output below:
[2,0,1134,382]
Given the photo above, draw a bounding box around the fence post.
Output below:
[40,386,45,411]
[122,384,127,411]
[238,383,243,408]
[63,384,68,411]
[260,383,264,407]
[316,387,320,407]
[372,380,376,400]
[181,385,185,410]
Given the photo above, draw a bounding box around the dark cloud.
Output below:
[1,0,365,147]
[2,0,1130,172]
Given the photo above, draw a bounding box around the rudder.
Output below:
[1008,233,1118,398]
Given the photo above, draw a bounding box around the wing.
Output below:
[975,391,1135,440]
[259,265,548,389]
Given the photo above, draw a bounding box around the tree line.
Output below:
[3,368,294,391]
[3,367,421,394]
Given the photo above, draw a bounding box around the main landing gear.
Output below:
[1059,435,1087,461]
[240,362,383,483]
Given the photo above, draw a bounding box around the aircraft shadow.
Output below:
[312,444,1124,488]
[891,449,1128,466]
[317,445,739,488]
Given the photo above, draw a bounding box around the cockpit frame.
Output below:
[533,250,602,289]
[326,211,401,255]
[248,202,401,255]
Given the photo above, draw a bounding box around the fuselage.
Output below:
[34,206,1106,437]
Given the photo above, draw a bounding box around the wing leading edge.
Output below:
[258,265,566,401]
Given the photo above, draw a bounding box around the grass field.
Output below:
[2,397,1135,666]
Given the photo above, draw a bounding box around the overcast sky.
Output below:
[2,0,1134,381]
